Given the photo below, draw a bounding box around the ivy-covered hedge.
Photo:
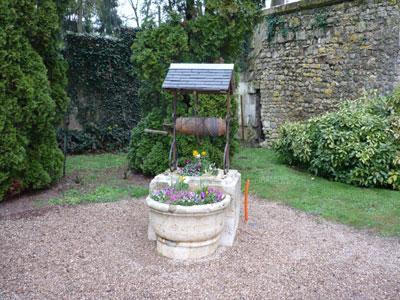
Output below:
[62,28,139,153]
[274,89,400,190]
[0,0,68,200]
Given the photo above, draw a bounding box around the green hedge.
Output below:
[62,28,139,153]
[274,89,400,190]
[0,0,68,200]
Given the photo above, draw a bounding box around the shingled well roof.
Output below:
[162,63,234,92]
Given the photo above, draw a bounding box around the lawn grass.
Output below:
[39,152,148,206]
[66,153,127,173]
[49,185,148,205]
[233,147,400,236]
[46,149,400,236]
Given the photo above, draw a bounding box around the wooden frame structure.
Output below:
[162,63,235,174]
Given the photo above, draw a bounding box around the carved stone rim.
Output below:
[146,195,231,215]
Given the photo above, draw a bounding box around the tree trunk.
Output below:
[104,0,112,34]
[77,0,83,33]
[185,0,195,21]
[158,4,161,26]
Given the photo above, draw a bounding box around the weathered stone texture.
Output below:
[148,169,242,249]
[243,0,400,145]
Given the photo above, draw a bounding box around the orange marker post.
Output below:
[244,179,250,223]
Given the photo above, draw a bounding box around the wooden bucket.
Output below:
[175,117,226,137]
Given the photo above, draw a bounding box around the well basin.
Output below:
[146,195,231,260]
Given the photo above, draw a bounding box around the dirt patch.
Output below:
[0,206,62,221]
[1,197,399,299]
[0,168,151,219]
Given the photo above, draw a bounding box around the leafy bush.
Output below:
[128,96,238,176]
[128,0,258,176]
[57,123,132,154]
[274,89,400,190]
[128,110,169,175]
[0,0,68,200]
[57,128,99,154]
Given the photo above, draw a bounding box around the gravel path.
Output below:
[1,197,399,299]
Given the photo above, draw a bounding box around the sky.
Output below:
[117,0,136,27]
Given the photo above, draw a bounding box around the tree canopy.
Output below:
[132,0,262,112]
[63,0,122,34]
[128,0,262,175]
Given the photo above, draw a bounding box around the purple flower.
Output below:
[151,185,225,206]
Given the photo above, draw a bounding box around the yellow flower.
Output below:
[179,176,185,183]
[193,150,199,157]
[201,151,207,157]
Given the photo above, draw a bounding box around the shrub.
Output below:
[57,123,133,154]
[128,96,238,176]
[0,0,68,200]
[128,0,258,176]
[274,89,400,190]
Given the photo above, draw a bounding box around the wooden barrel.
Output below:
[175,117,226,137]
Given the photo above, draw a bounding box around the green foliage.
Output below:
[151,184,225,206]
[178,152,218,177]
[312,12,328,30]
[130,186,149,198]
[49,184,146,205]
[95,0,121,34]
[131,21,189,112]
[30,0,70,124]
[128,95,239,176]
[0,0,69,200]
[57,128,99,154]
[67,152,127,173]
[274,89,400,190]
[233,147,400,236]
[43,151,148,206]
[63,28,140,153]
[128,0,258,175]
[265,11,326,42]
[63,0,121,34]
[266,15,286,41]
[132,3,260,113]
[128,110,170,175]
[266,14,301,41]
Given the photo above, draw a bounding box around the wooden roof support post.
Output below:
[169,91,178,171]
[194,91,200,144]
[224,91,231,174]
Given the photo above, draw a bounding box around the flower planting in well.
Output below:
[151,178,224,206]
[177,150,218,176]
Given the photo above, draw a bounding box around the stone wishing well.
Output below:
[146,63,242,260]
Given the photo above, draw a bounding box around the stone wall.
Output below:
[240,0,400,145]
